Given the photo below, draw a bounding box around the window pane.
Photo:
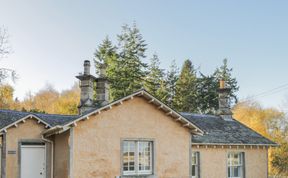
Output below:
[191,152,199,178]
[123,140,153,175]
[138,141,152,172]
[123,141,136,173]
[227,153,244,178]
[192,165,196,176]
[228,167,231,177]
[191,152,197,164]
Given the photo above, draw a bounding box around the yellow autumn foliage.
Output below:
[233,100,288,175]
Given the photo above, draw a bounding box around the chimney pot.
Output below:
[220,79,225,89]
[84,60,91,75]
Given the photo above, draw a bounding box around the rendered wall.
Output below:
[72,97,191,178]
[53,130,70,178]
[192,146,268,178]
[5,118,47,178]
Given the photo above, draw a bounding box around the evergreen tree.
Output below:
[94,37,118,101]
[213,58,239,105]
[173,59,198,112]
[111,23,148,99]
[144,54,165,96]
[165,60,179,107]
[196,73,218,114]
[93,36,117,76]
[196,59,239,114]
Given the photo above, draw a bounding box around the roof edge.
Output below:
[44,89,204,136]
[191,143,279,147]
[0,114,51,134]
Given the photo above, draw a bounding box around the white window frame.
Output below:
[122,140,153,176]
[191,151,200,178]
[227,152,245,178]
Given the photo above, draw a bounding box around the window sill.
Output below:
[121,174,155,178]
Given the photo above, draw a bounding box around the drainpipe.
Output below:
[41,135,53,178]
[1,133,6,178]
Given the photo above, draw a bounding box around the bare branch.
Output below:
[0,27,16,84]
[0,27,11,59]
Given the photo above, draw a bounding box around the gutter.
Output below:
[191,143,279,147]
[42,125,63,137]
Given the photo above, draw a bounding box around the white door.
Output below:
[21,145,46,178]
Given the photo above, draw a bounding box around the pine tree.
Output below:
[93,36,117,76]
[111,23,148,99]
[165,60,179,107]
[173,59,198,112]
[213,58,239,105]
[196,73,218,114]
[144,54,165,96]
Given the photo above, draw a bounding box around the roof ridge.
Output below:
[180,112,220,118]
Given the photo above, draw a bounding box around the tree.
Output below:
[196,73,219,114]
[94,36,117,76]
[233,100,288,175]
[104,23,148,100]
[0,27,16,84]
[165,60,179,107]
[0,27,10,58]
[21,84,60,114]
[213,58,239,105]
[0,84,14,109]
[20,83,80,115]
[173,59,198,112]
[144,54,165,97]
[54,83,80,114]
[194,59,239,114]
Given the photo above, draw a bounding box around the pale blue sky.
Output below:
[1,1,288,109]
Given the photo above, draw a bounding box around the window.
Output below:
[191,151,200,178]
[227,152,245,178]
[122,140,153,175]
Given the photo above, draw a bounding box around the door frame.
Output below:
[18,140,46,178]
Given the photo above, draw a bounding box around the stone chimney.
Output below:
[76,60,97,114]
[217,80,233,121]
[95,63,109,106]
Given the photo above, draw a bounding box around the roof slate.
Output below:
[0,106,277,146]
[181,112,277,145]
[0,109,78,128]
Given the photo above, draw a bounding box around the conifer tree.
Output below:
[112,23,148,99]
[144,54,165,96]
[196,59,239,114]
[93,36,117,76]
[173,59,198,112]
[165,60,179,107]
[213,58,239,105]
[196,73,218,114]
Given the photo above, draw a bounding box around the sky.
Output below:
[1,1,288,110]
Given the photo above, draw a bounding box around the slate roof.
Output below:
[181,112,277,146]
[0,107,277,146]
[0,109,78,129]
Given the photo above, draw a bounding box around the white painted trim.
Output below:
[191,143,278,147]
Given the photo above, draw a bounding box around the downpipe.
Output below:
[41,135,54,178]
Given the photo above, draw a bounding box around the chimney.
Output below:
[95,63,109,106]
[217,79,233,121]
[84,60,91,75]
[76,60,97,114]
